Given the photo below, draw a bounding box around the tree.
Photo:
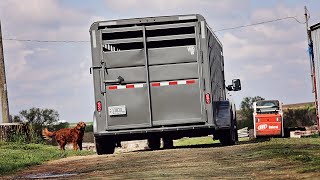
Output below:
[19,108,59,125]
[18,108,59,136]
[239,96,265,129]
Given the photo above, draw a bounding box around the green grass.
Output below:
[250,138,320,173]
[174,136,320,173]
[174,136,217,146]
[0,141,95,175]
[174,136,250,146]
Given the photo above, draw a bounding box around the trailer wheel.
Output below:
[234,113,239,142]
[219,111,236,146]
[95,137,115,155]
[163,138,174,149]
[147,136,161,150]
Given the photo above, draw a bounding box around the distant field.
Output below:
[282,102,314,110]
[69,122,93,127]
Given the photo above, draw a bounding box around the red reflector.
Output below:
[186,80,195,84]
[97,101,102,112]
[152,82,160,87]
[169,81,178,85]
[205,93,211,104]
[108,86,117,90]
[126,84,134,88]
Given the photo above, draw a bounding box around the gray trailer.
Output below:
[89,14,241,154]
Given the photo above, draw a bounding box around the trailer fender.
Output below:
[215,101,233,129]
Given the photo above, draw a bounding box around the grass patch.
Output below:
[0,141,94,175]
[251,138,320,173]
[174,136,218,146]
[174,136,320,174]
[174,136,249,147]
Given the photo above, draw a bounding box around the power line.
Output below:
[1,16,306,43]
[2,38,89,43]
[213,16,306,32]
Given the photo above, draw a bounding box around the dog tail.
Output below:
[42,128,56,140]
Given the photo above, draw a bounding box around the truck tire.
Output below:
[219,111,236,146]
[219,129,236,146]
[163,138,174,149]
[234,114,239,142]
[95,137,115,155]
[147,136,161,150]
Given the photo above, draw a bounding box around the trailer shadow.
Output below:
[132,138,271,153]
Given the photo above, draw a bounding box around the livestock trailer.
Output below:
[89,14,241,154]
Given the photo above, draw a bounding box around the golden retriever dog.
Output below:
[42,122,86,150]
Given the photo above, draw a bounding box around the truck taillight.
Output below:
[205,93,211,104]
[256,118,260,122]
[97,101,102,112]
[276,117,280,122]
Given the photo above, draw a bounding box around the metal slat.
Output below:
[145,22,196,30]
[101,26,143,33]
[147,34,195,42]
[102,37,143,44]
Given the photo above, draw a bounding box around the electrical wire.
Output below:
[213,16,306,32]
[2,38,89,43]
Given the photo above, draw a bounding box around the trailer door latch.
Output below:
[90,66,102,74]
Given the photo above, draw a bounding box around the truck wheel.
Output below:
[219,111,236,146]
[95,137,115,155]
[163,138,174,149]
[147,136,161,150]
[219,128,236,146]
[234,114,239,142]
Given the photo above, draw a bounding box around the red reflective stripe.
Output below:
[126,84,134,88]
[169,81,178,85]
[152,82,160,87]
[108,86,117,90]
[186,80,195,84]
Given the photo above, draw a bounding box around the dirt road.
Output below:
[3,140,320,180]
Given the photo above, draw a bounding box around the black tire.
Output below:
[219,129,236,146]
[163,138,174,149]
[234,113,239,142]
[95,137,115,155]
[147,136,161,150]
[219,111,236,146]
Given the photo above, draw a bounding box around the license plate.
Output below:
[108,105,127,116]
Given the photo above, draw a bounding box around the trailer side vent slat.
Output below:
[146,26,196,49]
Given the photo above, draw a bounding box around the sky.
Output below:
[0,0,320,123]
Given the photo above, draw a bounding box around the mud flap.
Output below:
[215,101,232,128]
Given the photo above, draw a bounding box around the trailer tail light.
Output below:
[97,101,102,112]
[205,93,211,104]
[256,118,260,122]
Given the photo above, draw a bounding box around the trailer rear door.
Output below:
[100,22,203,130]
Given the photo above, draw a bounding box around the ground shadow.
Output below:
[131,137,271,153]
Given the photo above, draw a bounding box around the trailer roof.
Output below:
[310,22,320,31]
[90,14,205,31]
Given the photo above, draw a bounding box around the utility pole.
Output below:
[0,21,10,123]
[305,6,314,92]
[304,6,320,133]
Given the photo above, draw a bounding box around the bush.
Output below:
[283,106,316,127]
[85,124,93,132]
